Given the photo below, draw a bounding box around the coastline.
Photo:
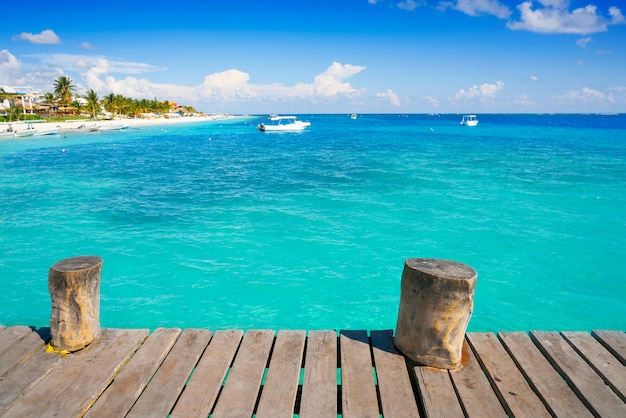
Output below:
[1,114,247,136]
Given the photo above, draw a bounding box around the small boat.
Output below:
[33,127,58,136]
[460,115,479,126]
[351,114,357,120]
[13,127,36,137]
[0,125,15,138]
[98,123,130,131]
[257,115,311,132]
[59,123,100,133]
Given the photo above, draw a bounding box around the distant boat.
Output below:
[33,127,58,136]
[460,115,479,127]
[351,114,357,119]
[58,123,100,133]
[12,127,36,137]
[257,115,311,132]
[99,123,129,131]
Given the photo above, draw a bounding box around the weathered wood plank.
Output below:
[562,331,626,402]
[449,338,506,417]
[126,328,212,417]
[592,330,626,366]
[299,330,337,418]
[531,331,626,418]
[414,365,464,418]
[0,343,62,413]
[340,330,379,418]
[256,330,306,418]
[211,329,275,418]
[467,332,551,417]
[370,330,419,418]
[84,327,182,417]
[170,329,244,418]
[0,326,33,356]
[1,328,149,417]
[0,329,47,378]
[498,331,593,417]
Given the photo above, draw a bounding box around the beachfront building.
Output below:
[0,86,40,115]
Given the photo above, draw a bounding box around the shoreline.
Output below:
[1,114,248,135]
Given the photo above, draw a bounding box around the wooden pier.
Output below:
[0,325,624,417]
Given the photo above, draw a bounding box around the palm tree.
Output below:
[69,99,82,116]
[53,76,76,104]
[103,93,116,117]
[85,89,99,119]
[7,103,21,122]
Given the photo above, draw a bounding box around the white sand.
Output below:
[2,114,247,134]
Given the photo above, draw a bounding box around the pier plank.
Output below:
[0,342,62,412]
[84,327,182,417]
[498,331,593,417]
[211,329,275,418]
[562,331,626,402]
[370,330,419,418]
[592,330,626,366]
[414,364,464,418]
[256,330,306,418]
[1,328,149,417]
[0,328,48,378]
[0,327,623,417]
[170,329,243,418]
[299,330,338,418]
[0,326,32,356]
[340,330,379,418]
[449,338,507,417]
[467,332,551,417]
[531,331,626,418]
[126,328,212,417]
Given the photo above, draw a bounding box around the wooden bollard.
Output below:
[394,258,477,369]
[48,256,102,352]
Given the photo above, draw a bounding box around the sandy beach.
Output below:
[1,114,246,136]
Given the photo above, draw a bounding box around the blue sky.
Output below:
[2,0,625,114]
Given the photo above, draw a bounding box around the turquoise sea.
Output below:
[1,114,625,332]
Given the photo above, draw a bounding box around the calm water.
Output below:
[1,114,625,332]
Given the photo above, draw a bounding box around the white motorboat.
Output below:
[13,127,36,137]
[351,114,357,119]
[33,127,58,136]
[98,123,129,131]
[460,115,479,126]
[257,116,311,132]
[58,123,100,133]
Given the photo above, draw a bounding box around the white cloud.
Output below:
[562,86,606,102]
[576,36,593,48]
[507,1,625,35]
[530,75,539,81]
[609,6,625,24]
[75,60,367,106]
[376,89,401,106]
[398,1,425,12]
[514,94,535,106]
[81,42,95,50]
[439,0,512,19]
[197,69,253,101]
[424,95,440,106]
[453,81,505,101]
[12,29,60,44]
[0,50,22,85]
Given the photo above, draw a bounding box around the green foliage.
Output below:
[23,76,204,121]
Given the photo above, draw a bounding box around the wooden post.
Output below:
[394,258,477,369]
[48,256,102,352]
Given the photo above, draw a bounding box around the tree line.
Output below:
[1,76,199,122]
